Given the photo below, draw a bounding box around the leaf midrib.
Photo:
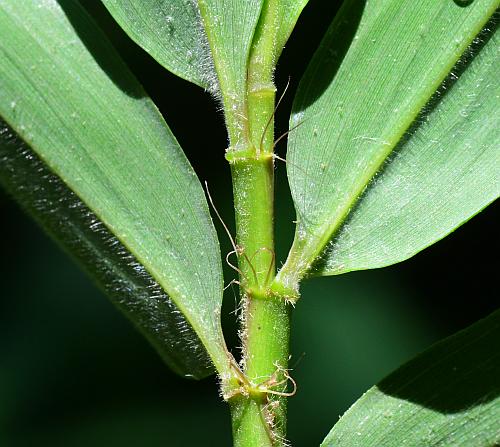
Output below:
[1,2,229,375]
[280,8,496,285]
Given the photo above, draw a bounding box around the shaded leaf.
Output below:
[0,0,229,378]
[322,310,500,446]
[101,0,217,90]
[277,0,499,290]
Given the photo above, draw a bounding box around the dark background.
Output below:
[0,1,497,446]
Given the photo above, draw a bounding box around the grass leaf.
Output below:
[277,0,499,289]
[275,0,310,59]
[0,0,229,379]
[101,0,217,90]
[317,25,500,275]
[197,0,264,144]
[321,310,500,446]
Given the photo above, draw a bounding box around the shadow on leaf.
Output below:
[58,0,144,99]
[292,0,366,112]
[377,309,500,414]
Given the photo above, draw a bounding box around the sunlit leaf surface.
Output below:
[278,0,499,288]
[0,0,229,379]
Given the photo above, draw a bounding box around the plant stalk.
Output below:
[223,1,293,445]
[226,151,291,446]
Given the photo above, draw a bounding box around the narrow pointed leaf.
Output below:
[322,310,500,446]
[0,0,229,379]
[320,28,500,275]
[101,0,217,90]
[278,0,499,288]
[0,125,213,379]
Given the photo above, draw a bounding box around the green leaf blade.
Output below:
[275,0,310,58]
[323,28,499,274]
[101,0,216,90]
[198,0,264,145]
[321,310,500,446]
[0,125,213,378]
[278,0,499,288]
[0,0,229,378]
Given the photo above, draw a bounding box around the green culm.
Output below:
[0,0,498,445]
